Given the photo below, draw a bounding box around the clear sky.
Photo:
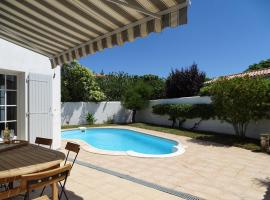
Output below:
[79,0,270,78]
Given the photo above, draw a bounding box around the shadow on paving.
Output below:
[256,178,270,200]
[186,134,262,152]
[11,186,83,200]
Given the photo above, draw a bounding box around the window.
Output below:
[0,74,17,136]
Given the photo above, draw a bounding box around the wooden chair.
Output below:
[21,164,72,200]
[0,176,21,200]
[64,142,80,167]
[35,137,53,149]
[41,142,80,199]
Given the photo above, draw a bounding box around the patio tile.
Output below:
[61,126,270,200]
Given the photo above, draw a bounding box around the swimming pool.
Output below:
[62,128,185,157]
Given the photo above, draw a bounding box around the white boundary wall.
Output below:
[61,102,132,125]
[136,96,270,139]
[62,96,270,139]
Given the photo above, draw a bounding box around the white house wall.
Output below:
[0,38,61,149]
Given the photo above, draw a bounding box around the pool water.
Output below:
[62,128,180,155]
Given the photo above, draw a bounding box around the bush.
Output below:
[208,76,270,137]
[140,74,165,99]
[86,113,96,125]
[122,81,152,123]
[96,72,165,101]
[96,72,133,101]
[165,63,206,98]
[61,61,105,102]
[199,85,212,96]
[152,103,214,128]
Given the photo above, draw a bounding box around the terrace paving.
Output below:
[61,126,270,200]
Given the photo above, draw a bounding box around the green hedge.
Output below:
[152,103,215,128]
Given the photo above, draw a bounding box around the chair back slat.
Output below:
[0,187,21,199]
[65,142,80,154]
[20,164,72,191]
[35,137,53,148]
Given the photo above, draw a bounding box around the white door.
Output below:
[27,73,52,144]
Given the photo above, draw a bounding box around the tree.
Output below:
[122,81,152,123]
[152,103,214,128]
[140,74,165,99]
[61,60,105,102]
[208,77,270,137]
[96,72,166,101]
[96,72,134,101]
[245,59,270,72]
[165,63,206,98]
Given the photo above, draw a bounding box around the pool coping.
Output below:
[61,126,187,158]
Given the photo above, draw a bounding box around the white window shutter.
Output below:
[27,73,52,144]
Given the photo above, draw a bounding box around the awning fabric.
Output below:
[0,0,188,68]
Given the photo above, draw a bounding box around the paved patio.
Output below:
[12,163,181,200]
[61,126,270,200]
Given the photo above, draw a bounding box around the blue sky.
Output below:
[79,0,270,78]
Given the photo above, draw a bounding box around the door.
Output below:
[27,73,52,144]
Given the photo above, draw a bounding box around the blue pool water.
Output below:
[62,128,178,155]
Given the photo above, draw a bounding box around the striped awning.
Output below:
[0,0,189,68]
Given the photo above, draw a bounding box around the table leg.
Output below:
[51,182,58,200]
[8,182,13,189]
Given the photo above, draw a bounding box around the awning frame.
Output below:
[51,1,188,67]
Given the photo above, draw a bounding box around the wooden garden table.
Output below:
[0,142,65,200]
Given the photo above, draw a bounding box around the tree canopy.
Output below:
[165,63,206,98]
[96,72,165,101]
[122,81,152,122]
[208,76,270,137]
[96,72,133,101]
[61,61,105,102]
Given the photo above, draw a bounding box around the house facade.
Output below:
[0,38,61,148]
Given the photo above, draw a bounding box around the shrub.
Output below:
[122,81,152,123]
[86,113,96,125]
[199,85,212,96]
[61,61,105,102]
[188,104,215,129]
[165,63,206,98]
[208,76,270,137]
[152,103,214,128]
[96,72,133,101]
[96,72,165,101]
[140,74,165,99]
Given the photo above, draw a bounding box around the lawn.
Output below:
[61,123,261,152]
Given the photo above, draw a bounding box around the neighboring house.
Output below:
[0,38,61,148]
[205,67,270,84]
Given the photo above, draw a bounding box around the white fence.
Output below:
[61,102,132,125]
[61,97,270,139]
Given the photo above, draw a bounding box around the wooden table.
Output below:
[0,143,65,199]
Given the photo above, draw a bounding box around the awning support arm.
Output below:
[104,0,161,19]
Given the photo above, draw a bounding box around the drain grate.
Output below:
[72,159,204,200]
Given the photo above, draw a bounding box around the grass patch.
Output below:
[129,123,261,152]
